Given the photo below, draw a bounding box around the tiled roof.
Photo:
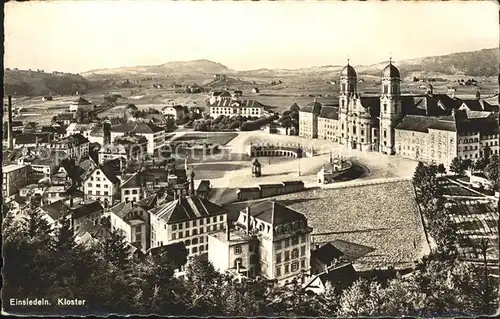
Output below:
[312,242,344,265]
[197,180,211,192]
[57,133,90,147]
[282,181,304,186]
[319,106,339,120]
[148,242,188,269]
[89,124,104,136]
[460,99,497,112]
[111,122,164,134]
[396,115,456,133]
[456,115,499,135]
[70,200,104,219]
[41,200,70,220]
[154,196,228,224]
[121,172,142,189]
[247,200,306,226]
[99,158,121,184]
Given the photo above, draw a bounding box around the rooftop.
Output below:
[245,200,307,226]
[3,164,26,173]
[209,227,254,245]
[111,122,164,134]
[154,196,228,224]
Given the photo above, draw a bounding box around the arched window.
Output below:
[234,258,243,269]
[383,85,388,94]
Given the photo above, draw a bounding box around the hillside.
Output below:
[83,59,229,77]
[4,69,92,96]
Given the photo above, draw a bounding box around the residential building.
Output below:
[209,99,265,118]
[70,200,104,229]
[56,113,75,126]
[43,185,69,205]
[110,122,166,154]
[162,105,185,120]
[299,99,322,138]
[310,242,345,275]
[48,133,90,161]
[208,91,232,105]
[13,133,52,148]
[303,263,358,294]
[151,195,229,257]
[99,134,148,164]
[39,200,70,230]
[317,106,340,142]
[208,200,313,284]
[65,122,98,140]
[3,164,29,199]
[83,159,121,207]
[69,97,93,113]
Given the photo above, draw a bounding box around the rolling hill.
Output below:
[82,59,229,77]
[4,69,92,96]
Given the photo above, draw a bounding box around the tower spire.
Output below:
[389,53,392,64]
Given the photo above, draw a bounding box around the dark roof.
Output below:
[312,242,344,265]
[111,122,164,134]
[14,133,52,145]
[460,99,496,112]
[70,200,104,219]
[41,200,70,220]
[396,115,456,133]
[456,114,499,135]
[148,242,188,269]
[247,201,306,226]
[259,184,284,189]
[213,99,264,108]
[382,63,400,78]
[359,97,381,117]
[306,263,358,291]
[121,172,142,189]
[340,64,357,78]
[74,97,91,105]
[237,187,261,192]
[319,106,339,120]
[155,196,228,224]
[99,158,121,184]
[301,100,322,115]
[197,180,211,192]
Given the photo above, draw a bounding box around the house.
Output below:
[70,199,104,229]
[43,185,69,205]
[162,105,185,120]
[48,133,90,161]
[19,184,44,198]
[3,120,24,133]
[2,164,30,199]
[209,99,265,118]
[303,263,358,294]
[83,159,122,207]
[236,187,261,201]
[120,172,148,203]
[30,154,62,182]
[208,200,313,283]
[110,122,166,155]
[56,113,75,126]
[69,97,92,113]
[14,133,52,148]
[150,195,230,257]
[148,242,189,275]
[40,125,67,140]
[42,96,53,101]
[138,113,168,127]
[102,134,148,164]
[65,122,98,140]
[251,87,260,94]
[310,242,345,275]
[233,90,243,97]
[196,180,211,199]
[208,91,232,105]
[39,200,70,230]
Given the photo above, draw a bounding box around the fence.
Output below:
[319,176,412,190]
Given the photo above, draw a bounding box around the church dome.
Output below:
[340,64,357,78]
[382,63,400,78]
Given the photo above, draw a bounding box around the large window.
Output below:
[276,253,281,264]
[291,262,299,272]
[276,266,281,277]
[284,251,290,262]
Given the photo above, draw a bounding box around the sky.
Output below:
[4,1,498,73]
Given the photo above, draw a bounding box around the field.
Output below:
[447,199,498,260]
[261,180,424,270]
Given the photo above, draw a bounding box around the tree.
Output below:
[437,163,446,176]
[100,226,131,270]
[484,154,499,184]
[449,157,463,175]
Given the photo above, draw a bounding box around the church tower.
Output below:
[338,60,357,145]
[379,58,403,155]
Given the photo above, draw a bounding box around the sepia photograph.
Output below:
[2,0,499,316]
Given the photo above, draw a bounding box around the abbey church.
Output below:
[299,60,499,167]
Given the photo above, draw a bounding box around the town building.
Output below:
[2,164,30,199]
[65,122,98,140]
[208,200,313,284]
[297,60,499,167]
[47,133,90,161]
[150,195,229,257]
[69,97,93,113]
[39,200,70,230]
[110,122,166,155]
[43,185,69,205]
[209,99,265,118]
[70,200,104,229]
[83,159,122,207]
[208,91,232,105]
[162,105,185,120]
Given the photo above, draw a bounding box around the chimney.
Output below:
[246,207,251,235]
[7,95,13,150]
[190,170,195,197]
